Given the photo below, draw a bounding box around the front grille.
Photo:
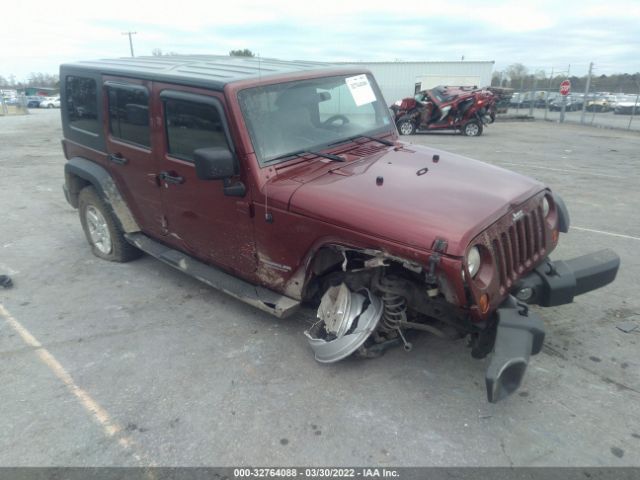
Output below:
[491,205,547,291]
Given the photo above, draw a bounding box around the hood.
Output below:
[285,144,545,256]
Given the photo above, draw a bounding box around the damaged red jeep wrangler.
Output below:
[60,56,619,402]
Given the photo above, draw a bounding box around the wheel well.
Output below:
[301,245,424,305]
[64,171,91,208]
[64,157,141,233]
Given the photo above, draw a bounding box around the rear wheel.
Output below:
[396,117,416,135]
[78,186,141,262]
[462,120,483,137]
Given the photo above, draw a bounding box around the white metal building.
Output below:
[336,61,495,105]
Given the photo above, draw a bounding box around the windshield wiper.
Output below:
[329,134,395,147]
[356,134,395,146]
[266,149,345,164]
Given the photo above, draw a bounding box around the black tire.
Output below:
[396,116,416,135]
[47,104,54,109]
[462,120,483,137]
[78,186,141,262]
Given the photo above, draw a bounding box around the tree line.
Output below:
[493,63,640,93]
[0,72,59,89]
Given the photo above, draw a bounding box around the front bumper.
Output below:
[485,249,620,402]
[512,249,620,307]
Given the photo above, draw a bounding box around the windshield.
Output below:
[238,74,393,165]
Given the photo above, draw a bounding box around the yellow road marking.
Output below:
[0,303,155,469]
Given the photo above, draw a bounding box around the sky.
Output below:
[1,0,639,81]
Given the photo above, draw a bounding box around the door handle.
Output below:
[158,171,184,185]
[109,153,128,165]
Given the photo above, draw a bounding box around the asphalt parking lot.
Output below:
[1,109,639,467]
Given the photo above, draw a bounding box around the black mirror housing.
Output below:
[194,147,237,180]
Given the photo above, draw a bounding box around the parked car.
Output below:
[549,95,583,111]
[535,92,559,108]
[509,91,533,108]
[40,96,60,108]
[390,86,497,136]
[60,56,619,403]
[585,94,611,112]
[26,96,43,108]
[613,95,639,114]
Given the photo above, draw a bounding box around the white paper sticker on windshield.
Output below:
[345,74,376,106]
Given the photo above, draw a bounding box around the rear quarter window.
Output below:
[65,76,99,135]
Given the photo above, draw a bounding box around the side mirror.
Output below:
[193,147,237,180]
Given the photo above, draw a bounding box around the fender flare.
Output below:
[64,157,140,233]
[552,192,570,233]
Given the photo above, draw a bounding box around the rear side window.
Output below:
[66,76,99,134]
[107,85,150,148]
[164,98,227,162]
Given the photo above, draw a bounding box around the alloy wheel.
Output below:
[85,205,112,254]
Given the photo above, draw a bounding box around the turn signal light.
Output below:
[479,293,490,314]
[552,229,559,243]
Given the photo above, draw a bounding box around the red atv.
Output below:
[391,86,497,137]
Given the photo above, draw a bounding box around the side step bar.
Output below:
[125,233,300,318]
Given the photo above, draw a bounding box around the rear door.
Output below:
[153,84,256,275]
[102,76,164,237]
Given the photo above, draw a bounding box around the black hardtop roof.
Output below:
[60,55,360,90]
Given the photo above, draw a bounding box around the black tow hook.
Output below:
[485,296,545,403]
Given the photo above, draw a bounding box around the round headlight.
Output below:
[467,246,481,278]
[542,196,550,217]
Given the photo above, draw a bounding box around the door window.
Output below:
[163,98,227,162]
[106,84,150,148]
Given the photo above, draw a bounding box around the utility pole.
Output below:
[529,72,539,117]
[544,67,554,120]
[517,76,525,112]
[560,64,570,123]
[122,31,137,57]
[580,62,593,124]
[629,94,639,130]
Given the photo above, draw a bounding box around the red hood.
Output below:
[275,144,545,257]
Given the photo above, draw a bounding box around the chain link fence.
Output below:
[493,64,640,132]
[0,92,29,116]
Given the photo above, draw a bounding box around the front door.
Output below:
[153,84,256,276]
[102,76,164,236]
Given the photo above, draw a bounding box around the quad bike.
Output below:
[390,86,497,137]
